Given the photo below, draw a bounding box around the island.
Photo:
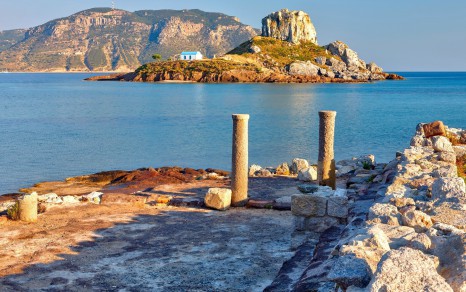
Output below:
[87,9,404,83]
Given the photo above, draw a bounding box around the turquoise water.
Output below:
[0,72,465,194]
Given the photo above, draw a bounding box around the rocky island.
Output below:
[87,9,403,83]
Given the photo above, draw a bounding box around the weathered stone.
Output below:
[432,164,458,178]
[248,164,262,177]
[408,233,431,252]
[255,169,273,177]
[437,151,457,163]
[366,62,383,73]
[326,57,347,72]
[432,136,454,152]
[62,195,80,204]
[410,135,425,147]
[328,255,372,289]
[248,45,261,54]
[204,188,232,211]
[297,184,319,194]
[327,41,366,69]
[368,203,401,225]
[246,199,274,209]
[390,197,415,208]
[327,189,349,218]
[291,194,327,217]
[297,166,318,182]
[423,121,446,138]
[273,196,291,210]
[275,162,290,175]
[288,61,320,76]
[401,210,433,232]
[261,9,317,44]
[291,158,309,174]
[367,247,453,292]
[431,177,466,201]
[315,56,326,65]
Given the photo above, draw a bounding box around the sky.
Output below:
[1,0,465,71]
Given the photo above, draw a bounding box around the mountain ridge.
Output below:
[0,8,259,72]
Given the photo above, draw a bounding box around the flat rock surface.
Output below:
[0,171,303,291]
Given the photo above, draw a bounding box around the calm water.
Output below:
[0,72,465,194]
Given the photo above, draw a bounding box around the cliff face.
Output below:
[262,9,317,44]
[0,8,258,72]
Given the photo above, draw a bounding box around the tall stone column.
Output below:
[318,111,337,190]
[18,192,38,222]
[231,114,249,206]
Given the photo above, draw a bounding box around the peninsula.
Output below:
[87,9,403,83]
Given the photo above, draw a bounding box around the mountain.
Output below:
[0,8,259,72]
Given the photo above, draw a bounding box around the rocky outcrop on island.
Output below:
[0,8,258,72]
[88,8,403,83]
[261,9,317,44]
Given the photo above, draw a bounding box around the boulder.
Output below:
[204,188,232,211]
[326,57,347,72]
[432,136,454,152]
[431,177,466,201]
[368,203,401,225]
[328,255,372,289]
[367,247,453,292]
[261,9,317,44]
[291,158,309,174]
[401,209,433,232]
[288,61,320,76]
[297,166,318,182]
[248,164,262,177]
[408,233,432,252]
[366,62,383,73]
[275,162,290,175]
[315,56,326,65]
[327,41,366,69]
[248,45,261,54]
[423,121,446,138]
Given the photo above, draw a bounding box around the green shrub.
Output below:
[7,201,19,220]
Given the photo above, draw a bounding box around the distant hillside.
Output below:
[0,8,259,72]
[0,29,26,52]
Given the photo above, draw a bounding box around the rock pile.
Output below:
[327,122,465,291]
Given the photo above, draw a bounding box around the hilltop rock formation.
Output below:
[262,9,317,44]
[0,8,258,72]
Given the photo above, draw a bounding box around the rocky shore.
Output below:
[1,122,464,291]
[87,9,404,84]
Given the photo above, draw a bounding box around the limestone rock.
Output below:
[315,56,326,65]
[327,189,349,218]
[62,195,80,204]
[368,203,401,225]
[204,188,232,211]
[291,158,309,174]
[432,136,454,153]
[423,121,446,138]
[288,61,320,76]
[297,184,319,194]
[248,45,261,54]
[327,41,366,69]
[275,162,290,175]
[326,57,347,72]
[297,166,318,182]
[366,62,383,73]
[18,192,38,222]
[328,255,372,289]
[401,210,433,232]
[367,247,453,292]
[408,233,432,252]
[261,9,317,44]
[291,194,326,217]
[431,177,466,201]
[293,215,339,232]
[248,164,262,177]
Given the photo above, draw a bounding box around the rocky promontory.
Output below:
[87,8,403,83]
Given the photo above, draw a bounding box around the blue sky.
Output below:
[1,0,465,71]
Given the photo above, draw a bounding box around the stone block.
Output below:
[204,188,231,211]
[291,194,327,217]
[327,196,349,218]
[423,121,446,138]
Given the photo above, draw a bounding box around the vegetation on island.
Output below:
[228,36,337,67]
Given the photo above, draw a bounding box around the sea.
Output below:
[0,72,465,194]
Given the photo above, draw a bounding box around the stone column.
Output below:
[318,111,337,190]
[231,114,249,206]
[18,192,38,222]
